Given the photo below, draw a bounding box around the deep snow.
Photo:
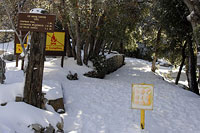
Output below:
[60,58,200,133]
[0,41,200,132]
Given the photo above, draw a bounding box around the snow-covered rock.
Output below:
[30,8,47,14]
[0,102,62,133]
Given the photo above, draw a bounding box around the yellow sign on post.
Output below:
[141,109,145,129]
[16,43,28,54]
[46,32,65,51]
[15,35,29,54]
[131,83,154,130]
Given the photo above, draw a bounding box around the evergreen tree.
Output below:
[153,0,199,95]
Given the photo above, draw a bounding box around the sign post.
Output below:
[141,109,145,129]
[131,83,154,130]
[18,12,56,108]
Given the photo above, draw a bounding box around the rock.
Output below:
[67,71,78,80]
[43,98,48,104]
[48,98,65,113]
[57,109,65,114]
[1,102,7,106]
[44,124,55,133]
[84,54,125,79]
[106,54,125,74]
[56,118,64,131]
[84,70,105,79]
[30,123,57,133]
[31,124,43,133]
[15,96,23,102]
[3,54,16,61]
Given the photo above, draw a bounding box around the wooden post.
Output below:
[21,57,24,70]
[141,109,145,129]
[23,32,46,108]
[61,56,64,67]
[16,55,19,67]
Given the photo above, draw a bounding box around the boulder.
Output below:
[67,71,78,80]
[44,124,55,133]
[84,54,125,79]
[56,118,64,132]
[31,124,43,133]
[42,80,65,113]
[3,54,16,61]
[15,96,23,102]
[30,123,60,133]
[1,102,7,106]
[48,98,65,113]
[106,54,125,74]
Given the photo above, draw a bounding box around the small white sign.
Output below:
[131,84,154,110]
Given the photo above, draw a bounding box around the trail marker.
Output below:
[131,83,154,129]
[18,13,55,32]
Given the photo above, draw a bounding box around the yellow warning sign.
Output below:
[16,43,28,54]
[14,31,29,54]
[46,32,65,51]
[131,83,154,110]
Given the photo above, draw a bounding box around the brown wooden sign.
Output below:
[18,13,55,32]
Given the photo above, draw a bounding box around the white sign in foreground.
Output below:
[131,83,154,110]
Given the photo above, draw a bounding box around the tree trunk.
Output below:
[65,25,73,57]
[175,42,187,84]
[101,41,106,56]
[66,22,76,59]
[108,42,113,54]
[88,35,95,59]
[83,35,90,65]
[23,32,46,108]
[152,27,162,72]
[151,53,157,73]
[187,36,199,95]
[92,12,105,57]
[183,0,200,51]
[120,41,124,54]
[75,18,82,65]
[185,58,189,86]
[72,38,77,60]
[94,38,103,56]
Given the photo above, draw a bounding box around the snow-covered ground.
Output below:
[0,41,200,132]
[60,58,200,133]
[156,64,188,87]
